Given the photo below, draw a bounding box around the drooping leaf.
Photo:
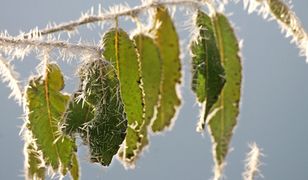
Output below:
[191,10,226,131]
[69,153,79,180]
[150,6,181,132]
[102,29,145,164]
[102,29,144,130]
[206,13,242,175]
[133,34,162,153]
[25,63,75,174]
[74,59,127,166]
[24,140,45,180]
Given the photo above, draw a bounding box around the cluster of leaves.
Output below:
[21,6,242,179]
[0,0,307,179]
[20,6,180,179]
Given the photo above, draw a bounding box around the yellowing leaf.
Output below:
[150,7,181,132]
[102,29,145,166]
[133,34,162,156]
[25,63,75,175]
[69,153,79,180]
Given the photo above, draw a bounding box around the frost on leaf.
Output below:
[102,28,145,167]
[244,0,308,61]
[191,10,226,132]
[133,34,162,158]
[150,6,181,133]
[25,63,76,175]
[205,13,242,179]
[65,59,127,166]
[24,137,45,180]
[62,92,94,137]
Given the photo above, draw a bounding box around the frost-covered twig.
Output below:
[1,0,205,61]
[242,142,263,180]
[22,0,203,38]
[0,53,23,105]
[243,0,308,61]
[0,36,99,61]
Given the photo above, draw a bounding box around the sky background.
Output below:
[0,0,308,180]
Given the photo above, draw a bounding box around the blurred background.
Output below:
[0,0,308,179]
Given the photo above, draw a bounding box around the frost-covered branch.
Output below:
[22,0,203,38]
[0,53,23,105]
[242,143,263,180]
[0,0,206,61]
[243,0,308,61]
[0,36,99,61]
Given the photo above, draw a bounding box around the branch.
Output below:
[242,142,263,180]
[0,53,23,105]
[22,0,203,38]
[243,0,308,61]
[0,36,97,52]
[0,36,99,61]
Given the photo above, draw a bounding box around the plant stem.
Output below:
[21,0,203,38]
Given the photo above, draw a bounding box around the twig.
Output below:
[22,0,203,38]
[0,36,99,60]
[242,142,263,180]
[0,36,97,52]
[0,53,23,105]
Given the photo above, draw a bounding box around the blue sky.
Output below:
[0,1,308,179]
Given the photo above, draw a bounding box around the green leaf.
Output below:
[150,6,181,132]
[133,34,162,153]
[24,140,45,180]
[76,60,127,166]
[191,10,226,131]
[63,93,94,136]
[102,28,145,164]
[207,13,242,172]
[69,153,79,180]
[25,63,75,174]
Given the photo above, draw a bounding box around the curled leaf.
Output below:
[191,10,226,131]
[67,59,127,166]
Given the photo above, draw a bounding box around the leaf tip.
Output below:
[196,103,206,133]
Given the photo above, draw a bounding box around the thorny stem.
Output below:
[0,0,207,61]
[0,36,97,53]
[0,53,23,104]
[21,0,204,38]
